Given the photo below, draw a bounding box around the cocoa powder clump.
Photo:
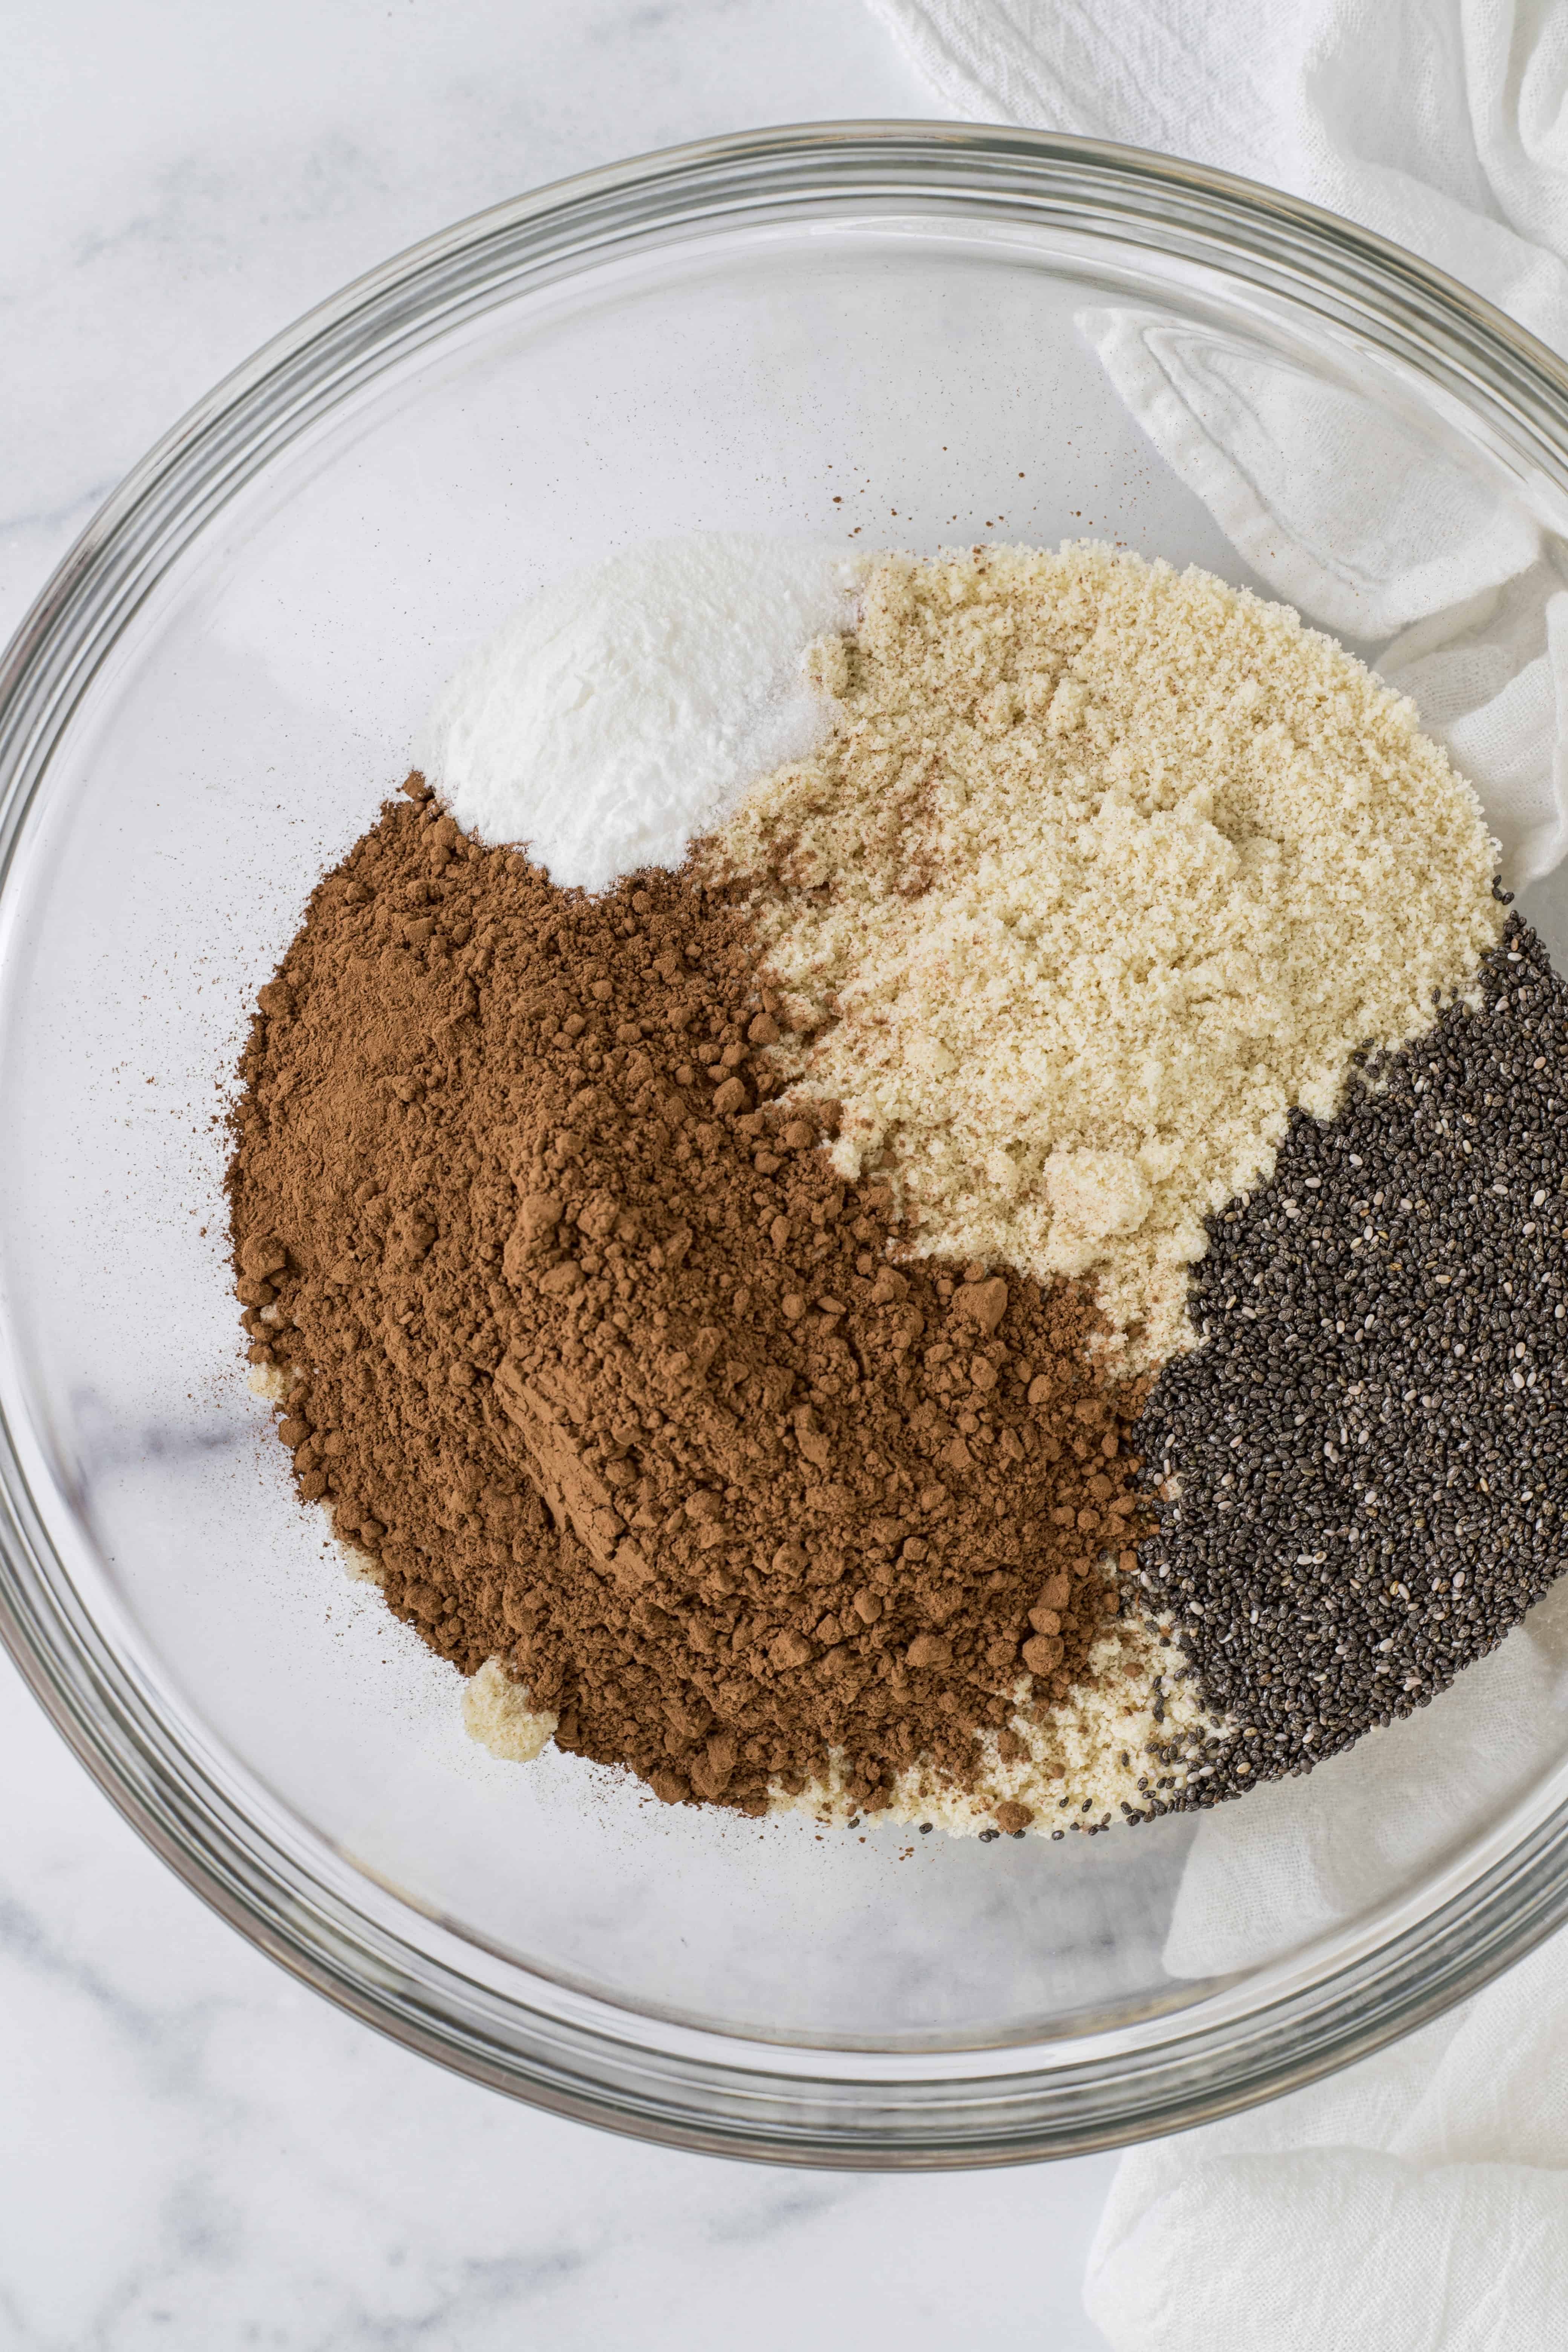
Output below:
[229,782,1153,1818]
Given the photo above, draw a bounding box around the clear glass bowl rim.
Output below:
[6,119,1568,2168]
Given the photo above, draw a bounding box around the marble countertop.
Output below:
[0,5,1121,2344]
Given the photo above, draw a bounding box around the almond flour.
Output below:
[707,544,1504,1366]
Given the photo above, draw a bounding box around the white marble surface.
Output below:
[0,6,1120,2344]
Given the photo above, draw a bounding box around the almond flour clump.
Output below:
[706,545,1504,1367]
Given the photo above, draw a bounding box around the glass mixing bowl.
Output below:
[5,124,1568,2168]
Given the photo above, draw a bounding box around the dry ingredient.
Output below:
[416,534,857,893]
[230,784,1215,1831]
[230,535,1568,1841]
[1139,909,1568,1800]
[708,544,1504,1366]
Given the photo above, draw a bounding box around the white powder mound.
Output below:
[415,534,861,893]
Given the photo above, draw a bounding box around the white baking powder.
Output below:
[415,533,859,893]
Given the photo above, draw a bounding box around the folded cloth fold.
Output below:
[1162,1582,1568,1983]
[1076,1580,1568,2349]
[1087,2119,1568,2352]
[865,2,1568,2343]
[863,0,1568,346]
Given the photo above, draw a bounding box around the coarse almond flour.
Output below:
[706,545,1505,1367]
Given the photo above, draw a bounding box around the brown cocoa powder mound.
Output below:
[228,779,1153,1820]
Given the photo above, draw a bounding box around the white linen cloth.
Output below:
[864,3,1568,2344]
[865,0,1568,887]
[1083,1583,1568,2352]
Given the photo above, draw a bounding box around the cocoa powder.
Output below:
[229,780,1154,1820]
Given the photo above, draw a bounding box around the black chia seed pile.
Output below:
[1135,911,1568,1809]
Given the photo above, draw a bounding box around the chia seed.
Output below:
[1136,915,1568,1808]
